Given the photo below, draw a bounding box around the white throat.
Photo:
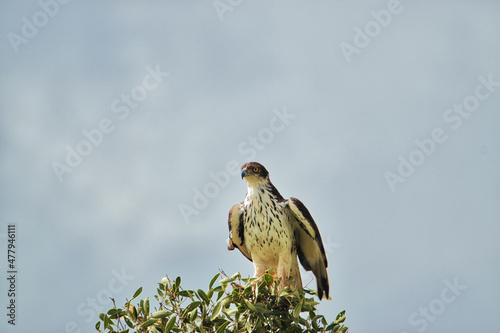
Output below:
[244,178,274,207]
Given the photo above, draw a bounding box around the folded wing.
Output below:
[227,203,252,261]
[287,197,329,299]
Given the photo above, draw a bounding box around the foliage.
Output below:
[96,272,348,333]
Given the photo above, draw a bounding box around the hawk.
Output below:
[227,162,330,299]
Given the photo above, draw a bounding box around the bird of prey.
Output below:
[227,162,329,299]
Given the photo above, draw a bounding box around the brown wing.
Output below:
[227,203,252,262]
[287,197,329,299]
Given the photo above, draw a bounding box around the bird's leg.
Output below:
[289,256,303,289]
[252,261,266,298]
[277,254,294,294]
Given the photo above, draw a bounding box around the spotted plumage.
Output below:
[227,162,330,299]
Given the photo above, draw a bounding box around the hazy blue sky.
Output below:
[1,1,499,332]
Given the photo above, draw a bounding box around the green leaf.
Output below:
[244,299,258,312]
[132,287,143,300]
[336,310,346,320]
[262,273,274,286]
[209,273,221,289]
[224,308,237,317]
[124,317,134,328]
[312,319,320,330]
[139,299,145,315]
[216,320,230,333]
[298,316,308,326]
[129,304,137,321]
[151,310,170,319]
[213,285,224,293]
[165,314,177,332]
[220,277,236,284]
[175,276,181,287]
[95,321,101,331]
[102,314,111,329]
[243,285,253,297]
[253,304,269,314]
[325,323,339,331]
[189,308,198,322]
[106,308,117,316]
[207,288,215,301]
[201,303,207,318]
[241,276,257,283]
[187,300,203,311]
[197,289,210,304]
[222,296,233,308]
[141,318,156,328]
[292,300,303,318]
[210,300,224,321]
[216,289,225,302]
[245,317,252,332]
[311,315,324,330]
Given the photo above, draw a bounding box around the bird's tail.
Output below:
[314,262,330,300]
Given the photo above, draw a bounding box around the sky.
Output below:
[1,1,499,332]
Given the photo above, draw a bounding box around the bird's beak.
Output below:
[241,169,248,179]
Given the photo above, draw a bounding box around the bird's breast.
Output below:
[243,191,294,259]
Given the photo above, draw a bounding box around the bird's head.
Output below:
[241,162,269,186]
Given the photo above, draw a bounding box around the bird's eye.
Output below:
[252,167,259,173]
